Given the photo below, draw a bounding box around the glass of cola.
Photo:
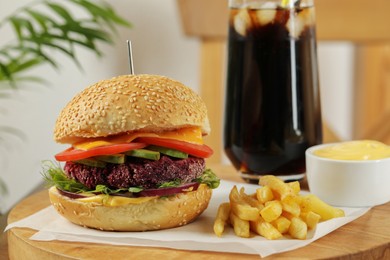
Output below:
[224,0,322,183]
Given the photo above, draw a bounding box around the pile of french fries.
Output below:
[214,175,345,240]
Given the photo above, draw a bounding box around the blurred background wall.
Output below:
[0,0,353,213]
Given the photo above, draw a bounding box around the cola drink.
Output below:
[224,2,322,182]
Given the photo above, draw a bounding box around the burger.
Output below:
[43,74,220,231]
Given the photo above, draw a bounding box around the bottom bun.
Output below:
[48,184,212,231]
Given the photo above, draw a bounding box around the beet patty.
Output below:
[64,155,206,190]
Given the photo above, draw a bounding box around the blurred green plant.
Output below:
[0,0,131,209]
[0,0,131,86]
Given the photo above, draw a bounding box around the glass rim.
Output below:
[229,0,314,9]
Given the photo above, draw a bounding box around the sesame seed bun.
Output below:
[54,74,210,144]
[48,184,212,231]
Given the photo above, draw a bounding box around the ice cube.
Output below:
[260,2,278,9]
[256,9,277,25]
[234,9,252,36]
[300,7,316,26]
[286,8,315,38]
[286,13,305,38]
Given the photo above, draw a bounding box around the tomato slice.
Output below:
[55,143,147,161]
[136,137,213,158]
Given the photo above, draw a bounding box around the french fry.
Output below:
[300,211,321,230]
[281,195,301,217]
[230,212,250,238]
[301,194,345,221]
[260,200,282,222]
[214,175,345,241]
[230,203,259,222]
[256,185,274,203]
[272,216,291,234]
[250,217,282,240]
[259,175,295,199]
[288,217,307,240]
[230,186,259,221]
[239,187,264,211]
[287,181,301,195]
[213,202,231,237]
[281,211,295,220]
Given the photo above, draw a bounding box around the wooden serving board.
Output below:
[5,164,390,259]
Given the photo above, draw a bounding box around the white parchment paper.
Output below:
[4,180,370,257]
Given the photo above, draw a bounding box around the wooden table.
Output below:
[3,164,390,259]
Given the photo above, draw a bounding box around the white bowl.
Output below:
[305,143,390,207]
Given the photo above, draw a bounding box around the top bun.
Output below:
[54,74,210,144]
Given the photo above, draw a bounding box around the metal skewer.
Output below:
[127,40,135,75]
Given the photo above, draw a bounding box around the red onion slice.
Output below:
[138,182,200,197]
[56,182,200,200]
[57,188,88,199]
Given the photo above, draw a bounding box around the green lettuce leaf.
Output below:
[41,161,141,195]
[194,169,220,189]
[41,160,87,193]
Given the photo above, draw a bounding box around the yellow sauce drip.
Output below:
[313,140,390,161]
[77,194,158,206]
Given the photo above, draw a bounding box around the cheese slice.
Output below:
[73,133,158,150]
[73,126,203,150]
[77,194,158,206]
[158,126,203,144]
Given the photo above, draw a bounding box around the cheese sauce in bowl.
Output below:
[313,140,390,161]
[305,140,390,207]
